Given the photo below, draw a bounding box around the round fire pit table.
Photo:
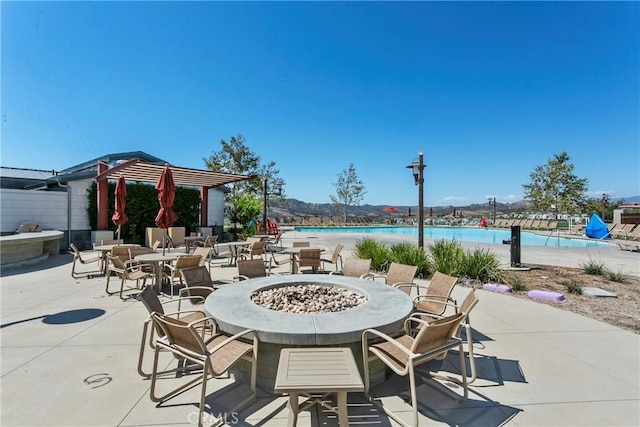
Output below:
[204,274,413,392]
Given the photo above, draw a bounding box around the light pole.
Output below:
[488,197,496,225]
[262,178,283,231]
[406,152,426,249]
[601,193,608,221]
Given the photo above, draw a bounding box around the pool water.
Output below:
[294,226,613,248]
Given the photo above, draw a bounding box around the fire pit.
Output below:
[204,274,413,391]
[251,283,367,313]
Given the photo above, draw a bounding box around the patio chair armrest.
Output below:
[177,288,211,300]
[362,328,413,357]
[408,312,444,321]
[392,282,419,292]
[366,273,386,282]
[205,328,257,355]
[233,275,250,282]
[163,309,208,318]
[160,299,207,311]
[413,295,456,304]
[404,313,441,333]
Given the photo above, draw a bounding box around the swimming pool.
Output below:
[294,226,614,248]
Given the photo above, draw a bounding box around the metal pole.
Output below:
[493,197,497,225]
[262,178,268,232]
[418,152,424,250]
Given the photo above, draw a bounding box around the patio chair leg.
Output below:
[409,366,419,427]
[105,273,112,295]
[465,323,477,384]
[150,346,203,404]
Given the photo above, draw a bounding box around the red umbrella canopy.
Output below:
[154,167,178,229]
[111,176,128,226]
[382,206,400,213]
[407,207,412,216]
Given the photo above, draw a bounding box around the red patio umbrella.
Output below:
[111,176,128,244]
[155,167,178,254]
[382,206,400,213]
[407,207,412,217]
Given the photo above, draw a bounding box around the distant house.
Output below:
[0,151,229,249]
[613,204,640,225]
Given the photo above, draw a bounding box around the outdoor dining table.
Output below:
[93,244,139,275]
[222,241,252,267]
[134,252,181,293]
[281,246,326,274]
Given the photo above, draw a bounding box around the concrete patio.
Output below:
[1,231,638,426]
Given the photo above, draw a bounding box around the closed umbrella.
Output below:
[155,167,178,255]
[111,176,128,244]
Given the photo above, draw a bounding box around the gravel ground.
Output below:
[493,264,640,334]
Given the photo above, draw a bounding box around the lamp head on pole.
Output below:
[406,152,425,186]
[273,180,284,196]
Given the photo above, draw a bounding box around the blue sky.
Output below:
[2,1,638,207]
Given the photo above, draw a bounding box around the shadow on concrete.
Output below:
[0,253,74,277]
[0,308,106,328]
[439,351,527,386]
[364,352,525,426]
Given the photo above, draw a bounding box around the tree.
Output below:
[203,134,261,198]
[583,196,623,222]
[203,134,285,231]
[230,193,262,236]
[329,163,366,222]
[522,152,588,218]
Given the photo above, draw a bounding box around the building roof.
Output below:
[1,151,254,190]
[95,159,255,188]
[0,167,57,180]
[61,151,167,173]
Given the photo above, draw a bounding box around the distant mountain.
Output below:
[270,199,533,219]
[615,196,640,204]
[270,196,639,219]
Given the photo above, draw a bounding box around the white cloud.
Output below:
[442,196,470,203]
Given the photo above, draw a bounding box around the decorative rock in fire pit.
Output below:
[251,284,367,313]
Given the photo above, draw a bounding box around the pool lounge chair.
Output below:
[611,224,635,240]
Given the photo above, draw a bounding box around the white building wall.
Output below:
[0,189,68,233]
[68,179,92,230]
[207,188,226,227]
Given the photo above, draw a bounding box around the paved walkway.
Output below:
[1,231,638,426]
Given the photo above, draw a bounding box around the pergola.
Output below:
[94,159,255,229]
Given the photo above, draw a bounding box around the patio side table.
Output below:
[274,347,364,426]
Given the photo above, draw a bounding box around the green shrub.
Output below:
[581,258,606,276]
[353,238,391,272]
[389,242,432,278]
[427,239,464,276]
[605,268,630,284]
[460,248,502,283]
[562,279,583,295]
[504,274,527,292]
[87,181,200,245]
